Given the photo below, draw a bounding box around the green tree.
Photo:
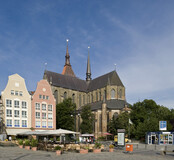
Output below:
[80,105,94,134]
[108,112,134,136]
[56,98,76,131]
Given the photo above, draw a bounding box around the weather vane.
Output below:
[114,64,116,70]
[45,62,47,70]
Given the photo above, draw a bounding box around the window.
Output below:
[113,112,118,119]
[36,112,40,119]
[64,92,67,99]
[79,94,81,107]
[36,121,40,128]
[72,94,75,103]
[42,121,46,128]
[118,89,122,99]
[22,120,27,127]
[111,89,115,99]
[48,121,53,128]
[39,95,42,99]
[54,90,58,104]
[22,101,27,109]
[43,95,45,99]
[14,100,19,108]
[96,92,98,102]
[42,104,46,111]
[22,111,27,118]
[14,110,20,117]
[6,119,12,127]
[6,109,12,117]
[14,120,20,127]
[35,103,40,110]
[104,90,107,100]
[42,113,46,119]
[91,94,93,103]
[83,95,85,105]
[48,113,52,120]
[15,91,19,96]
[46,96,49,100]
[48,105,52,111]
[19,91,23,96]
[11,90,14,95]
[6,99,12,107]
[99,92,101,101]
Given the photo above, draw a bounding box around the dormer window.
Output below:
[111,89,115,99]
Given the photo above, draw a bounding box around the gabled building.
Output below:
[31,79,56,130]
[44,41,130,138]
[1,74,31,136]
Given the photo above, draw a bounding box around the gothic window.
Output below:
[54,90,58,104]
[83,95,85,105]
[118,89,122,99]
[88,95,90,103]
[111,89,115,99]
[79,94,81,107]
[96,92,98,102]
[113,112,118,119]
[104,90,107,100]
[91,94,93,103]
[107,112,110,123]
[64,92,67,100]
[99,91,101,101]
[72,94,75,103]
[99,114,102,132]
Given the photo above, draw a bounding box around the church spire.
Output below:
[62,39,76,77]
[65,39,70,65]
[86,46,92,82]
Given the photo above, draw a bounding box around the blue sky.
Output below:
[0,0,174,109]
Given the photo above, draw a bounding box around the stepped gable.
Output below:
[44,70,87,92]
[87,70,124,92]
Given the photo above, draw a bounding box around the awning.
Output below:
[6,129,31,136]
[80,134,94,137]
[103,132,113,136]
[46,128,79,135]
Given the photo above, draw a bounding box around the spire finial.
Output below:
[114,64,116,71]
[65,39,70,65]
[86,46,92,82]
[45,62,47,70]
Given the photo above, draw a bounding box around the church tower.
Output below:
[86,47,92,82]
[62,39,76,77]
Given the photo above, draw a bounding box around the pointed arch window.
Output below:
[113,112,118,119]
[99,91,101,101]
[87,95,90,104]
[83,95,85,105]
[91,94,93,103]
[96,92,98,102]
[111,89,115,99]
[79,94,81,107]
[64,92,67,100]
[72,94,75,103]
[54,90,58,104]
[118,89,122,99]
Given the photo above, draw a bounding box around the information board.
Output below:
[118,133,125,146]
[159,121,167,131]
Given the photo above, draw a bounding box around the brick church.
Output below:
[43,40,130,138]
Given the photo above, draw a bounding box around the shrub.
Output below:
[97,136,105,141]
[54,145,62,150]
[109,144,114,149]
[94,142,102,149]
[18,139,23,145]
[25,139,30,146]
[31,139,38,147]
[57,137,60,141]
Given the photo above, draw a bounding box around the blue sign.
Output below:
[159,121,167,131]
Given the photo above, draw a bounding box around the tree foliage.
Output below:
[108,99,174,140]
[80,105,94,134]
[56,98,76,131]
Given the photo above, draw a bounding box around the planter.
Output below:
[93,148,101,153]
[56,150,61,155]
[109,148,114,152]
[25,146,30,150]
[19,145,23,149]
[32,147,37,151]
[80,149,88,154]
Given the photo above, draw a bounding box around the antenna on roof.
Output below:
[45,62,47,70]
[114,64,116,71]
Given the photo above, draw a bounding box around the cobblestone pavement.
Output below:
[0,144,174,160]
